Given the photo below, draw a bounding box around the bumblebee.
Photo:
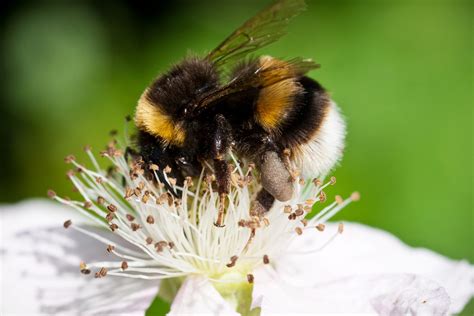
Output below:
[134,0,345,226]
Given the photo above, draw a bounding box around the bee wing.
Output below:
[207,0,307,68]
[197,57,319,108]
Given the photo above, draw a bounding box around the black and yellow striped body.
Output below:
[134,56,337,205]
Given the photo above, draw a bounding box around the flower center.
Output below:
[49,142,359,282]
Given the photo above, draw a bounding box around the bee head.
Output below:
[135,58,219,146]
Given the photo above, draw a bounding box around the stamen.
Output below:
[247,274,254,284]
[263,255,270,264]
[95,267,108,278]
[316,223,325,231]
[63,220,72,229]
[80,262,91,275]
[121,261,128,270]
[226,255,238,268]
[146,215,155,224]
[47,189,57,199]
[54,140,356,282]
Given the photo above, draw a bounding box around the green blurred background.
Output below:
[1,0,472,312]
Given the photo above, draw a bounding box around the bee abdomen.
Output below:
[279,77,346,179]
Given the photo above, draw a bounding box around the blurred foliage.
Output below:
[0,0,472,313]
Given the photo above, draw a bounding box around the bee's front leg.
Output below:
[211,114,232,227]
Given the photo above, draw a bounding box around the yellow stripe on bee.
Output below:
[135,89,185,146]
[255,56,302,132]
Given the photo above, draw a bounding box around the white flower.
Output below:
[1,146,473,315]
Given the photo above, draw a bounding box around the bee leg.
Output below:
[211,114,232,227]
[213,158,231,227]
[250,188,275,217]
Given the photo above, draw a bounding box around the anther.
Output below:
[335,195,343,205]
[126,214,135,221]
[107,204,117,212]
[47,189,57,199]
[121,261,128,270]
[338,223,344,234]
[106,212,115,222]
[106,244,115,253]
[64,155,76,163]
[142,191,150,204]
[109,223,118,231]
[299,178,305,185]
[155,243,164,252]
[83,145,92,152]
[262,217,270,227]
[80,262,91,275]
[63,220,72,229]
[226,255,238,268]
[131,223,141,231]
[96,177,103,184]
[351,191,361,201]
[294,208,304,217]
[146,215,155,224]
[66,170,75,178]
[185,176,194,186]
[134,188,142,197]
[295,227,303,235]
[319,191,327,202]
[247,274,254,284]
[301,219,308,227]
[99,150,108,157]
[164,165,172,174]
[97,196,105,205]
[263,255,270,264]
[124,187,133,199]
[168,241,175,249]
[154,241,168,252]
[146,237,153,245]
[330,176,337,185]
[83,201,92,209]
[149,164,159,171]
[95,267,108,278]
[283,205,292,213]
[313,178,322,186]
[316,223,325,231]
[168,178,177,186]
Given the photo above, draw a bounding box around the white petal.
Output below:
[254,222,473,314]
[254,268,450,314]
[0,199,158,315]
[169,276,238,315]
